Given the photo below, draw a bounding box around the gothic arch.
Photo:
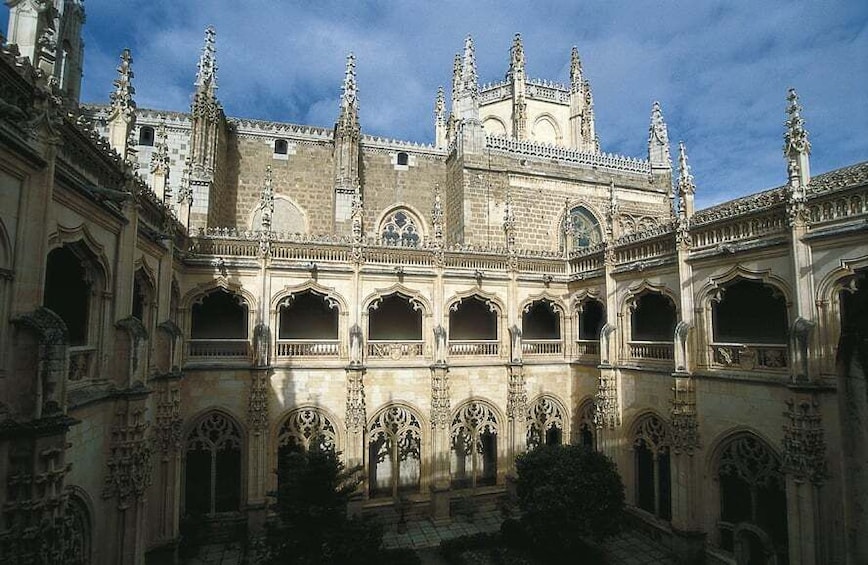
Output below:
[451,398,502,487]
[183,406,247,440]
[626,410,671,450]
[526,394,569,449]
[815,254,868,372]
[570,287,604,312]
[482,116,508,137]
[531,113,561,145]
[248,194,308,233]
[366,402,426,498]
[696,265,793,310]
[518,292,567,317]
[375,204,427,247]
[182,408,246,516]
[621,280,679,315]
[181,277,257,312]
[271,404,344,453]
[48,223,112,289]
[64,485,94,565]
[573,396,597,448]
[132,256,158,293]
[270,280,347,315]
[706,427,782,476]
[362,284,432,318]
[445,288,505,317]
[558,202,604,252]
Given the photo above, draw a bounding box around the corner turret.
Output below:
[648,101,671,170]
[333,53,363,232]
[568,46,597,152]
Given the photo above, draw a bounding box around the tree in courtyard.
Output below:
[515,444,625,551]
[261,448,383,565]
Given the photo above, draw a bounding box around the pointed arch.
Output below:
[445,287,505,317]
[530,113,561,145]
[559,202,604,252]
[526,394,569,449]
[482,115,508,137]
[366,402,425,498]
[622,279,679,315]
[271,280,347,314]
[249,195,308,234]
[451,398,502,488]
[362,283,431,317]
[48,223,112,289]
[181,277,257,312]
[573,396,597,449]
[375,204,427,247]
[696,265,792,310]
[629,410,672,520]
[182,408,246,516]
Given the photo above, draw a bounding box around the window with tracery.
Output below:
[566,206,602,250]
[526,396,565,450]
[368,406,422,498]
[44,246,91,345]
[576,400,596,450]
[277,408,337,488]
[184,412,243,515]
[451,401,499,488]
[632,414,671,520]
[716,434,788,563]
[64,492,91,565]
[380,209,421,247]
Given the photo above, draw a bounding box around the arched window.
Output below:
[273,139,288,155]
[396,152,409,166]
[522,299,561,339]
[189,289,249,357]
[449,295,497,340]
[184,412,243,516]
[380,209,421,247]
[631,292,676,342]
[716,434,788,563]
[575,399,596,450]
[839,270,868,372]
[64,491,91,565]
[451,400,499,488]
[632,414,671,520]
[577,299,605,340]
[132,268,155,327]
[276,408,337,489]
[44,246,90,345]
[526,396,565,450]
[566,206,602,250]
[712,279,788,343]
[278,290,338,340]
[368,293,422,341]
[138,126,155,146]
[368,405,422,498]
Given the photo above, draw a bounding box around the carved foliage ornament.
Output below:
[452,401,498,455]
[278,408,337,452]
[717,434,782,489]
[781,399,826,484]
[526,396,565,450]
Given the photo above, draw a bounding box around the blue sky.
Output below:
[3,1,866,208]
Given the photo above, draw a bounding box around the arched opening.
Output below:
[276,408,337,490]
[184,412,243,516]
[575,400,597,450]
[526,396,565,450]
[367,405,422,499]
[838,270,867,373]
[396,152,409,166]
[65,491,92,565]
[277,290,339,357]
[531,116,559,145]
[380,209,421,247]
[132,268,155,328]
[632,414,671,521]
[44,246,90,345]
[367,293,423,359]
[448,295,498,356]
[522,299,562,355]
[710,278,789,370]
[713,279,788,343]
[715,433,788,563]
[273,139,288,155]
[138,126,155,147]
[629,291,676,362]
[566,206,602,251]
[578,299,605,340]
[451,400,499,488]
[189,289,249,358]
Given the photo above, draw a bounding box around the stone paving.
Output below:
[181,511,675,564]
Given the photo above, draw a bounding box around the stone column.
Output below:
[669,376,704,563]
[147,376,182,562]
[782,395,827,565]
[506,362,527,478]
[246,369,270,534]
[430,363,451,523]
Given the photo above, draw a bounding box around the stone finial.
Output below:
[260,165,274,231]
[508,33,525,80]
[150,122,169,170]
[195,26,217,92]
[648,101,671,168]
[570,46,583,91]
[435,86,445,121]
[109,48,136,121]
[606,179,618,239]
[784,88,811,191]
[178,158,193,204]
[432,183,444,241]
[677,141,695,197]
[451,53,462,99]
[341,52,358,111]
[462,35,478,95]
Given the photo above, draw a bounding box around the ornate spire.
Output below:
[150,122,171,202]
[435,86,445,121]
[451,53,462,99]
[340,52,358,113]
[677,141,695,198]
[109,49,136,121]
[461,35,478,95]
[784,88,810,158]
[178,158,193,204]
[508,33,525,81]
[195,26,217,93]
[648,101,671,168]
[605,180,619,239]
[260,165,274,231]
[432,183,444,244]
[570,46,583,92]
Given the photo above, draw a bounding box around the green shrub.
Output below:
[515,445,624,552]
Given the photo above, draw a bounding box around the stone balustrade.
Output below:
[275,340,341,357]
[628,341,674,362]
[522,339,563,356]
[485,135,651,174]
[448,340,500,357]
[186,339,251,359]
[573,340,600,358]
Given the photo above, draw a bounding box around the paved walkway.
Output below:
[181,510,674,564]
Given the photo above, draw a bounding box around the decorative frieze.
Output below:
[593,371,619,430]
[103,404,153,509]
[506,365,527,421]
[154,385,182,456]
[345,368,366,434]
[247,371,269,434]
[431,366,450,431]
[670,378,700,455]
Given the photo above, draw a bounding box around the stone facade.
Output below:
[1,4,867,565]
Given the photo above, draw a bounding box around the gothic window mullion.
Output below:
[209,445,217,515]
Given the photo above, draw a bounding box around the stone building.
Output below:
[0,2,866,564]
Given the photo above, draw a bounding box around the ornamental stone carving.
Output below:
[247,372,269,434]
[345,368,366,434]
[782,398,826,485]
[103,404,153,508]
